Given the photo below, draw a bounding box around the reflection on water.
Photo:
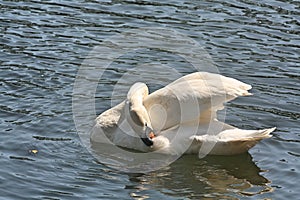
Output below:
[127,153,272,199]
[1,0,299,199]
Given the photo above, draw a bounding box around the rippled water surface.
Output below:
[1,0,299,199]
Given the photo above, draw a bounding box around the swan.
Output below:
[90,72,276,156]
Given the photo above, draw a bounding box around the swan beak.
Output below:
[141,137,153,146]
[141,126,156,146]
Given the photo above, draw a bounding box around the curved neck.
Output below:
[126,83,152,128]
[127,82,149,108]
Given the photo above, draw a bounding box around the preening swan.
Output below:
[90,72,276,155]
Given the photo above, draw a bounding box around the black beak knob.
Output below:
[141,137,153,146]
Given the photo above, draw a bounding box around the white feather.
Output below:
[90,72,276,156]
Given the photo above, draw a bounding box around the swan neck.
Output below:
[127,83,149,107]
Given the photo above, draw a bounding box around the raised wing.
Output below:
[143,72,251,131]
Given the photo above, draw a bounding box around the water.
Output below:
[1,0,299,199]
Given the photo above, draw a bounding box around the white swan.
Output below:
[90,72,276,155]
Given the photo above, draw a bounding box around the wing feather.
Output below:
[143,72,251,131]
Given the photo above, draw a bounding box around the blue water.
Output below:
[1,0,299,199]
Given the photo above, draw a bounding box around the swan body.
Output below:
[90,72,276,155]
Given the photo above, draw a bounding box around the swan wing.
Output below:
[143,72,252,131]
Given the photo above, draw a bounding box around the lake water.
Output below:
[1,0,299,199]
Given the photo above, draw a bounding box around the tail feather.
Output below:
[247,127,276,140]
[191,127,276,155]
[218,127,276,142]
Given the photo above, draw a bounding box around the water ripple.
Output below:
[0,0,299,199]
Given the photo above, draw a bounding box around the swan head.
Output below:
[126,82,156,147]
[127,103,156,147]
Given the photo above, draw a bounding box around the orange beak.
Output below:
[149,132,155,139]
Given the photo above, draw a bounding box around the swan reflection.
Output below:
[126,153,272,199]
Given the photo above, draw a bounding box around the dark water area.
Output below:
[1,0,299,199]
